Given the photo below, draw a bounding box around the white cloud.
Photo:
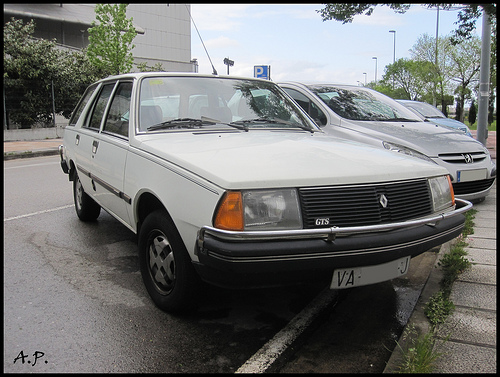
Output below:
[203,36,239,49]
[190,4,253,31]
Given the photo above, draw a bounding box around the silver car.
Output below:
[396,99,473,138]
[280,82,496,203]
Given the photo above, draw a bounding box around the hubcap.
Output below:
[76,178,84,210]
[148,233,175,294]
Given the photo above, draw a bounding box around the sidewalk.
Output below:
[384,179,496,373]
[3,138,63,160]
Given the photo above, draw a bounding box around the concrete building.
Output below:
[3,3,196,72]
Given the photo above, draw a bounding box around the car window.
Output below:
[103,82,132,137]
[86,84,115,130]
[138,77,316,132]
[309,85,420,122]
[405,102,445,119]
[68,84,98,126]
[283,88,327,126]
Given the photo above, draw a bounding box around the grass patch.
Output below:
[395,325,442,373]
[465,119,496,131]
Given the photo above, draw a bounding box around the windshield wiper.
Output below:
[147,118,205,131]
[201,116,249,132]
[386,117,419,122]
[232,117,315,133]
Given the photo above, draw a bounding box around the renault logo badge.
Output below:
[379,194,388,208]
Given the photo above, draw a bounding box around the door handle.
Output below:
[92,140,99,154]
[75,134,80,145]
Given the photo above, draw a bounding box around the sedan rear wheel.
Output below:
[73,173,101,221]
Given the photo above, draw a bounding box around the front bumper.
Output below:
[193,199,472,288]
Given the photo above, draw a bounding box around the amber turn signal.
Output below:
[214,191,244,231]
[447,175,455,206]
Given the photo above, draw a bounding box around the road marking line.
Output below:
[236,287,338,373]
[4,205,73,222]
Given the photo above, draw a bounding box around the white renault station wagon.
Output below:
[60,73,471,313]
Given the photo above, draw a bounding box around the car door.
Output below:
[70,83,108,202]
[89,80,133,227]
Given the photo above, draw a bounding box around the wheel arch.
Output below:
[135,192,187,247]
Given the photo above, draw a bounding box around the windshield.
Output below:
[138,77,316,132]
[400,101,446,119]
[308,85,421,122]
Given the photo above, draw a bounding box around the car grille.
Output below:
[438,151,487,164]
[299,179,433,229]
[452,178,496,196]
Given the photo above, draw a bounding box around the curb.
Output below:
[383,241,448,373]
[3,149,60,161]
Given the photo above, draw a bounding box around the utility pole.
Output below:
[476,11,491,147]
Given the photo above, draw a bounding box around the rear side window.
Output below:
[86,84,115,130]
[103,82,132,137]
[68,85,98,126]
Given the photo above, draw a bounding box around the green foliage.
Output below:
[437,208,476,294]
[4,18,103,127]
[86,4,137,76]
[317,4,496,42]
[425,291,455,327]
[396,325,443,373]
[136,61,165,72]
[397,207,476,372]
[317,4,411,24]
[380,58,436,100]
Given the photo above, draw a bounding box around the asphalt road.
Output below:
[4,155,327,373]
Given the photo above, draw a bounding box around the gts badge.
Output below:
[315,218,330,226]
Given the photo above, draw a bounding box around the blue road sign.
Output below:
[254,65,270,79]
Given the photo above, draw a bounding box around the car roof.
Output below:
[95,72,272,84]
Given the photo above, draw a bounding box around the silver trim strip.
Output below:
[197,198,472,246]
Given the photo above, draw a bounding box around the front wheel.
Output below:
[73,172,101,221]
[138,210,200,313]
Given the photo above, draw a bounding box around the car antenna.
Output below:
[185,4,218,75]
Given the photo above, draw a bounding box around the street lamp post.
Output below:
[363,72,367,85]
[372,57,377,84]
[389,30,396,89]
[389,30,396,64]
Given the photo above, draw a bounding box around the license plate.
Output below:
[330,256,410,289]
[457,168,487,182]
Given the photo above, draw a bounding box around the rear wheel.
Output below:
[138,209,200,313]
[73,173,101,221]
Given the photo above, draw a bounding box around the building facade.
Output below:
[3,3,195,72]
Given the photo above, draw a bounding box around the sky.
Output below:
[189,4,483,85]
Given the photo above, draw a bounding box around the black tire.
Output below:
[138,209,200,313]
[73,172,101,221]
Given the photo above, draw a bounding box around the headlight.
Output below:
[383,141,435,164]
[428,175,454,212]
[214,189,302,231]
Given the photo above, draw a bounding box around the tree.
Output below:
[380,58,436,100]
[86,4,137,76]
[448,36,481,122]
[409,34,453,108]
[4,18,104,127]
[317,3,497,43]
[409,34,481,121]
[468,100,477,125]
